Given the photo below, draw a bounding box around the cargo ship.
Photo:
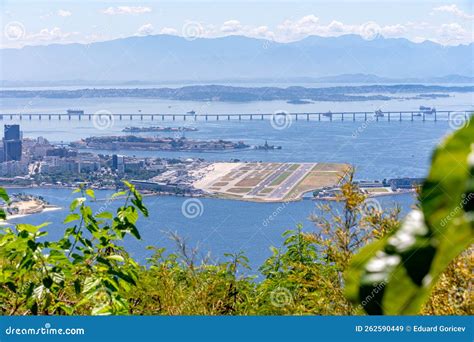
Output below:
[122,126,198,133]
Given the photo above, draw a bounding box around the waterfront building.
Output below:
[4,125,20,140]
[3,124,22,162]
[0,160,28,177]
[112,154,125,173]
[387,178,424,190]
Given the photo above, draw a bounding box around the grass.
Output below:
[227,187,252,194]
[288,164,300,171]
[285,171,344,200]
[269,172,291,186]
[259,187,274,194]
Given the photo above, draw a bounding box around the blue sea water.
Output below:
[1,94,472,269]
[7,188,416,270]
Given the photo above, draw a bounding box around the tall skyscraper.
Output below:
[112,154,125,173]
[3,124,22,161]
[4,125,20,140]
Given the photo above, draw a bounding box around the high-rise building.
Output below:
[112,154,125,173]
[3,124,22,161]
[4,125,20,140]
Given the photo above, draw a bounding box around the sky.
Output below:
[1,0,473,48]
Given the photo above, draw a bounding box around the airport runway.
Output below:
[245,163,290,197]
[269,163,315,200]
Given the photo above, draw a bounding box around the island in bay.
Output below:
[71,135,250,152]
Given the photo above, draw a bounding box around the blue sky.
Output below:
[1,0,473,48]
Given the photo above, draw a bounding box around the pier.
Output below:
[0,110,471,122]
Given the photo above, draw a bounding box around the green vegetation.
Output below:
[288,164,300,171]
[0,120,472,316]
[345,118,474,315]
[270,172,291,186]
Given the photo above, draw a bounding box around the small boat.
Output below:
[186,110,196,115]
[323,111,332,118]
[419,106,436,114]
[67,109,84,115]
[375,109,384,117]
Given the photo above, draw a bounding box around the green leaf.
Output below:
[96,212,113,220]
[83,277,101,294]
[63,213,80,224]
[108,269,137,286]
[42,276,53,289]
[111,191,127,199]
[0,187,9,203]
[106,255,125,262]
[48,249,70,265]
[73,279,81,295]
[16,224,41,234]
[85,189,95,199]
[345,116,474,315]
[70,197,86,211]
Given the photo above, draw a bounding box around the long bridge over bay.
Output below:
[0,110,472,122]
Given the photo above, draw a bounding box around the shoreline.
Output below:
[0,206,62,224]
[3,185,417,204]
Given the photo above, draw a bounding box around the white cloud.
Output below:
[102,6,151,15]
[326,20,346,34]
[160,27,179,35]
[277,15,320,39]
[433,4,474,20]
[380,24,407,38]
[412,36,427,43]
[221,20,242,33]
[250,26,274,39]
[57,9,72,17]
[137,23,154,36]
[26,27,79,43]
[272,17,410,41]
[437,22,471,44]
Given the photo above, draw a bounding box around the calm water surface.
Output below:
[1,95,472,269]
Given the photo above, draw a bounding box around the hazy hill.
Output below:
[1,34,472,83]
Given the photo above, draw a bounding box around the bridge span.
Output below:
[0,110,472,122]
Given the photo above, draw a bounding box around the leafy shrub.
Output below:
[345,118,473,315]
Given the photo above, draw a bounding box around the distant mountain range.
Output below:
[1,34,472,83]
